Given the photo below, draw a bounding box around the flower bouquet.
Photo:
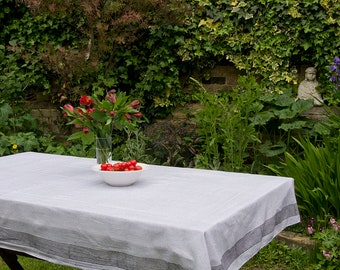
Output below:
[62,89,142,163]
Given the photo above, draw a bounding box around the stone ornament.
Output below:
[297,67,323,106]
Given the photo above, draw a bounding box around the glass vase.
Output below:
[96,136,112,164]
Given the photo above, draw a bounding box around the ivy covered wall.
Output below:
[1,0,340,119]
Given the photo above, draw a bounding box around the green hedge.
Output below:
[1,0,340,117]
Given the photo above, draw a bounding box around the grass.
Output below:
[242,240,316,269]
[0,256,76,270]
[0,240,317,270]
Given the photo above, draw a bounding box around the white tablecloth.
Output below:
[0,152,300,270]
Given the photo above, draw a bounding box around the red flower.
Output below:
[76,108,84,115]
[80,94,93,106]
[107,89,117,103]
[62,90,143,139]
[133,112,142,118]
[125,113,131,121]
[86,108,95,119]
[128,100,140,109]
[63,104,74,116]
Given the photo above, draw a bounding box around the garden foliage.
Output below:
[1,0,340,117]
[313,223,340,269]
[192,76,316,173]
[192,76,261,172]
[1,1,340,174]
[269,135,340,220]
[0,0,339,266]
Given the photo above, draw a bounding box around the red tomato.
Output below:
[106,164,113,171]
[113,163,121,171]
[130,159,137,166]
[134,165,142,171]
[100,163,109,171]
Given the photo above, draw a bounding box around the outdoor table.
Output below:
[0,152,300,270]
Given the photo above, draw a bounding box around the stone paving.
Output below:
[276,231,315,251]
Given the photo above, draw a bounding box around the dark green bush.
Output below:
[2,0,339,119]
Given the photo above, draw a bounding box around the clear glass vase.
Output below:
[96,136,112,164]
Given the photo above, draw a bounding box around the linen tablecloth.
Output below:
[0,152,300,270]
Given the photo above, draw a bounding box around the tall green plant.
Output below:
[268,136,340,219]
[192,76,261,172]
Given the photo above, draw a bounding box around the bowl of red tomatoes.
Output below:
[93,160,147,186]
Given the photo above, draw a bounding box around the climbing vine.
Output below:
[1,0,340,118]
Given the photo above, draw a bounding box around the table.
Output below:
[0,152,300,270]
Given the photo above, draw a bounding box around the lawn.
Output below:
[0,240,315,270]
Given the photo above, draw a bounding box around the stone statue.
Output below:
[297,67,323,106]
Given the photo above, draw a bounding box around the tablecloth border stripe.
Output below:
[212,203,300,270]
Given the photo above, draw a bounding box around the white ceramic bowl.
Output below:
[93,163,147,186]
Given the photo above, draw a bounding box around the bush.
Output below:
[268,135,340,220]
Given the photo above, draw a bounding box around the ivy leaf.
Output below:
[245,13,254,20]
[301,41,312,50]
[8,40,17,46]
[0,102,12,122]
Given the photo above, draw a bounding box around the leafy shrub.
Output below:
[251,87,315,160]
[313,228,340,269]
[268,135,340,220]
[308,217,340,270]
[192,75,315,173]
[112,130,157,164]
[192,76,261,172]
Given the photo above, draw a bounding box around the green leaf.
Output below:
[0,102,12,123]
[273,95,294,107]
[251,111,275,125]
[259,140,286,157]
[291,99,314,114]
[275,108,297,119]
[90,110,107,123]
[8,40,17,46]
[67,131,85,141]
[279,121,307,131]
[81,133,95,145]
